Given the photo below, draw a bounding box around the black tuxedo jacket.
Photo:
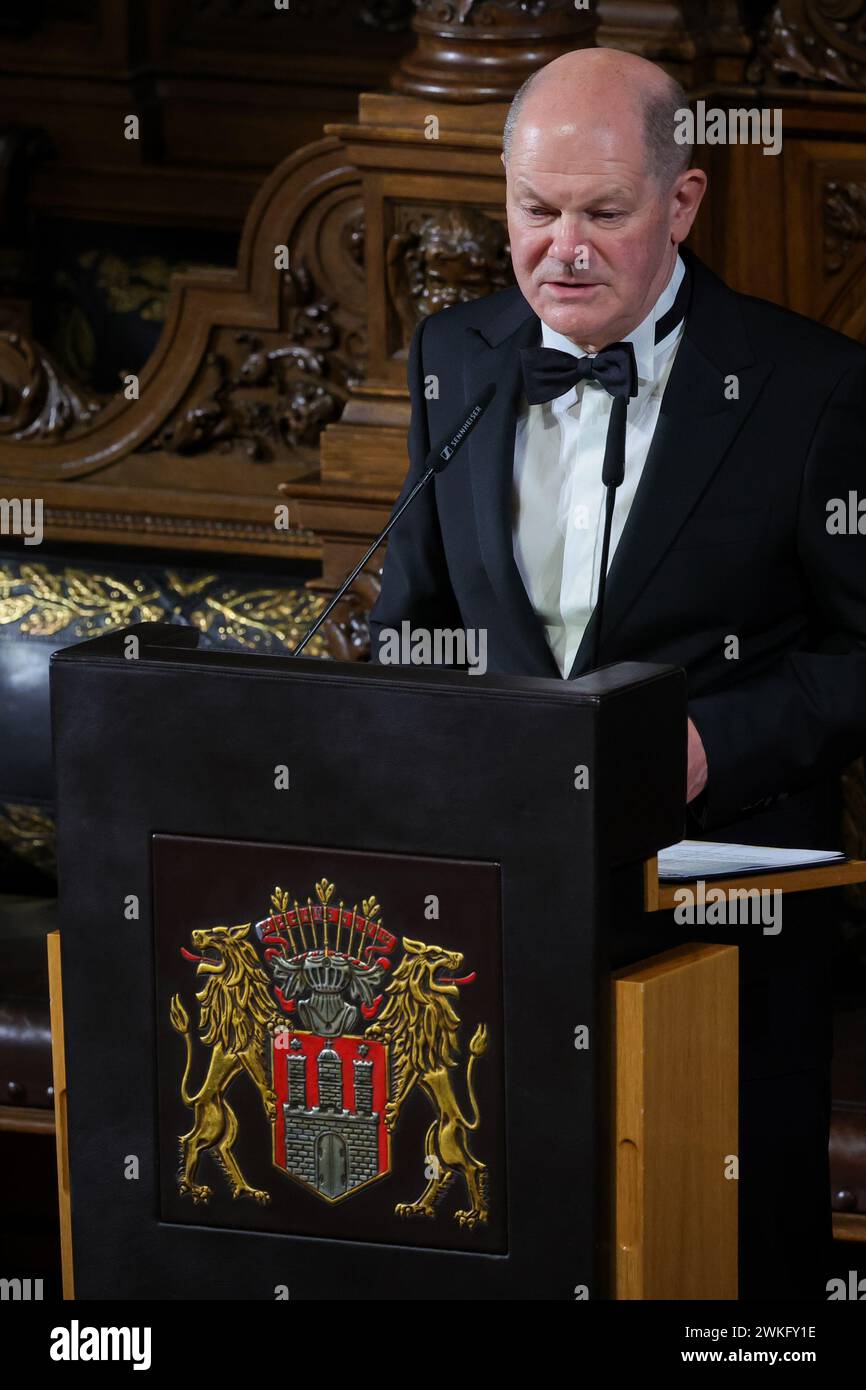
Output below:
[369,246,866,1079]
[370,245,866,860]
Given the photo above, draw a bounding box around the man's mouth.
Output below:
[544,281,600,293]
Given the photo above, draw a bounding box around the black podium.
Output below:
[50,623,688,1300]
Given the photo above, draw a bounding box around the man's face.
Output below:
[503,99,689,350]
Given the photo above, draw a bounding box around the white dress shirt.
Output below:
[512,255,686,677]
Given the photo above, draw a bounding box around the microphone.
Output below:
[292,383,497,656]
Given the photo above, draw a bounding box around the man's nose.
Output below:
[547,219,589,269]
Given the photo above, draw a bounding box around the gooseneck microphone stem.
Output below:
[590,483,618,671]
[292,467,436,656]
[292,382,497,657]
[590,392,628,671]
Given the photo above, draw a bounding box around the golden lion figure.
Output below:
[366,936,489,1228]
[170,923,278,1205]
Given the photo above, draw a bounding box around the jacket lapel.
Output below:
[567,248,773,678]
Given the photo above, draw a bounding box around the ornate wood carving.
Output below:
[824,178,866,273]
[0,333,105,440]
[320,572,381,661]
[279,94,516,587]
[0,137,366,558]
[392,0,594,102]
[782,140,866,339]
[749,1,866,89]
[37,506,318,552]
[386,204,512,347]
[596,0,751,81]
[1,0,864,585]
[146,262,365,461]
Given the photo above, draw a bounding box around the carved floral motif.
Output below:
[750,1,866,88]
[146,261,365,460]
[0,332,104,441]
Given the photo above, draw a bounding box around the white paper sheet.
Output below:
[657,838,846,881]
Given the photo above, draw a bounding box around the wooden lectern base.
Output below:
[612,942,739,1300]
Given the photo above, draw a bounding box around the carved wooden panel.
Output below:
[386,203,512,352]
[0,138,366,558]
[750,1,866,89]
[786,138,866,338]
[377,185,511,387]
[393,0,594,101]
[596,0,751,81]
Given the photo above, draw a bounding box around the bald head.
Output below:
[500,47,706,351]
[503,49,692,188]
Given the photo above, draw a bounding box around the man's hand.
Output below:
[687,716,708,803]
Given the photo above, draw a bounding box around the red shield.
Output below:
[271,1029,390,1202]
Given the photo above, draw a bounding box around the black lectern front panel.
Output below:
[50,624,685,1299]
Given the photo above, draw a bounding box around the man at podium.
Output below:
[370,47,866,1299]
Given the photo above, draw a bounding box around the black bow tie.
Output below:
[519,262,692,406]
[520,339,638,406]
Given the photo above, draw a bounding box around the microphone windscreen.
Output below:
[601,394,628,488]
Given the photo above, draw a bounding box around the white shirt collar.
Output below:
[539,252,685,387]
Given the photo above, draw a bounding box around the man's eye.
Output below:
[525,206,551,217]
[593,211,623,220]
